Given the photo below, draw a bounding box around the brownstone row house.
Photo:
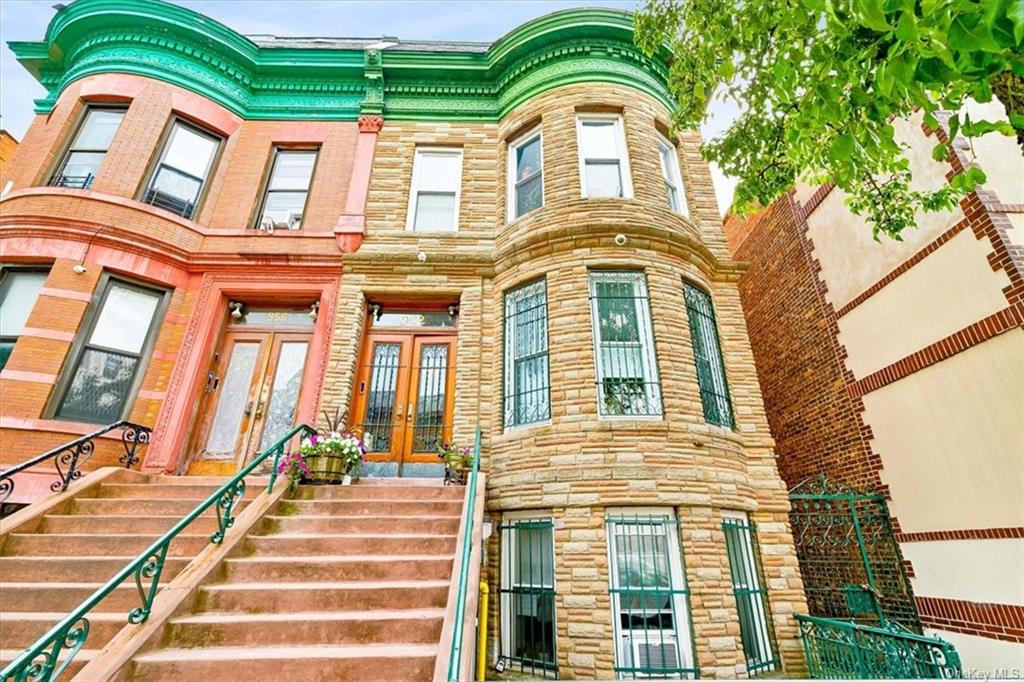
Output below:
[0,0,814,678]
[724,105,1024,674]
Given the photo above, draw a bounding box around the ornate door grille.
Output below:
[789,475,921,631]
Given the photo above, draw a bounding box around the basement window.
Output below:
[500,513,558,678]
[722,511,779,677]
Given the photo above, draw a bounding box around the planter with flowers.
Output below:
[300,431,365,484]
[437,442,473,486]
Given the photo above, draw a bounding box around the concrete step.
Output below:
[163,609,444,648]
[0,582,140,612]
[258,514,460,535]
[96,483,226,499]
[244,533,456,556]
[3,533,212,558]
[293,484,463,500]
[71,497,251,516]
[276,498,462,516]
[127,643,436,681]
[39,514,219,535]
[0,647,96,680]
[0,611,126,649]
[223,555,454,582]
[0,556,191,583]
[196,580,451,613]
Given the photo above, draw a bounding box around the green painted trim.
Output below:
[9,0,675,122]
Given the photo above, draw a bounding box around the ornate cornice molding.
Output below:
[10,0,675,122]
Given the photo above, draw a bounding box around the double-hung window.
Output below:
[0,268,49,370]
[606,510,697,680]
[54,277,167,424]
[503,279,550,428]
[722,512,778,677]
[50,107,125,189]
[500,513,557,678]
[507,128,543,220]
[255,148,318,230]
[657,134,689,216]
[683,281,734,427]
[588,271,662,417]
[577,115,632,198]
[406,147,462,232]
[142,119,221,219]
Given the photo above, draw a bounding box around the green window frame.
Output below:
[683,281,734,427]
[723,512,779,677]
[606,511,698,680]
[0,267,50,370]
[588,271,663,417]
[51,275,169,424]
[503,279,550,428]
[499,514,558,678]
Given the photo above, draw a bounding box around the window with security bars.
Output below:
[589,271,663,417]
[722,513,779,677]
[683,281,734,427]
[500,515,558,678]
[142,119,221,219]
[54,277,166,423]
[606,512,697,680]
[503,279,550,428]
[50,107,125,189]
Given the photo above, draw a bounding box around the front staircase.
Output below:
[121,480,464,681]
[0,475,238,677]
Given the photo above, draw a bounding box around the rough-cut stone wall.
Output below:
[319,82,809,679]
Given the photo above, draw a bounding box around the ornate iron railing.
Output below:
[446,425,482,682]
[795,613,961,679]
[0,420,151,506]
[0,422,315,682]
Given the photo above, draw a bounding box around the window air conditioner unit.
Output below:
[258,216,275,234]
[625,633,680,677]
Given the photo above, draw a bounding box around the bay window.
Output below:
[142,119,221,219]
[577,114,632,198]
[503,279,550,428]
[255,148,318,230]
[507,128,543,219]
[683,281,734,427]
[606,510,697,679]
[588,271,662,417]
[0,268,49,370]
[50,107,125,189]
[54,277,167,423]
[657,134,688,216]
[406,147,463,231]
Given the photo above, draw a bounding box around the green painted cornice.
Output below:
[9,0,675,122]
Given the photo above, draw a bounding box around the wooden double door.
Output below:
[351,330,456,471]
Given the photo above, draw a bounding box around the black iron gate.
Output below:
[788,474,921,631]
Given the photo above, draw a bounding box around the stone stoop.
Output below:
[120,481,465,681]
[0,475,252,678]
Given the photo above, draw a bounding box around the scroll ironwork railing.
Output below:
[0,420,151,506]
[795,613,961,679]
[0,422,315,682]
[446,425,482,682]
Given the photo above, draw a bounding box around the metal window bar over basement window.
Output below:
[503,280,551,427]
[588,271,663,417]
[606,514,698,680]
[683,282,734,428]
[499,518,558,678]
[722,517,780,676]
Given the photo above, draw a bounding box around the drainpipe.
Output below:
[476,580,489,682]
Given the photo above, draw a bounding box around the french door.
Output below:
[352,331,456,471]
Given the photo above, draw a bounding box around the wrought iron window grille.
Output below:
[722,516,780,676]
[499,517,558,678]
[503,279,551,428]
[683,282,734,428]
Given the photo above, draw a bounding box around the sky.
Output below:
[0,0,738,213]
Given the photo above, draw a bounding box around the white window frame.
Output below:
[576,114,633,199]
[657,133,689,217]
[722,510,777,676]
[506,126,544,221]
[405,146,463,232]
[606,508,696,679]
[503,279,551,429]
[500,511,558,677]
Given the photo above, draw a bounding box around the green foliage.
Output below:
[635,0,1024,239]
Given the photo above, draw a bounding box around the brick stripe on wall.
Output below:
[849,304,1024,397]
[917,596,1024,643]
[897,527,1024,542]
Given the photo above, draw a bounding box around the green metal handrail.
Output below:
[0,422,316,682]
[446,425,482,682]
[795,613,961,679]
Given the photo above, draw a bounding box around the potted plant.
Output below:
[276,451,310,498]
[437,442,473,485]
[301,407,366,484]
